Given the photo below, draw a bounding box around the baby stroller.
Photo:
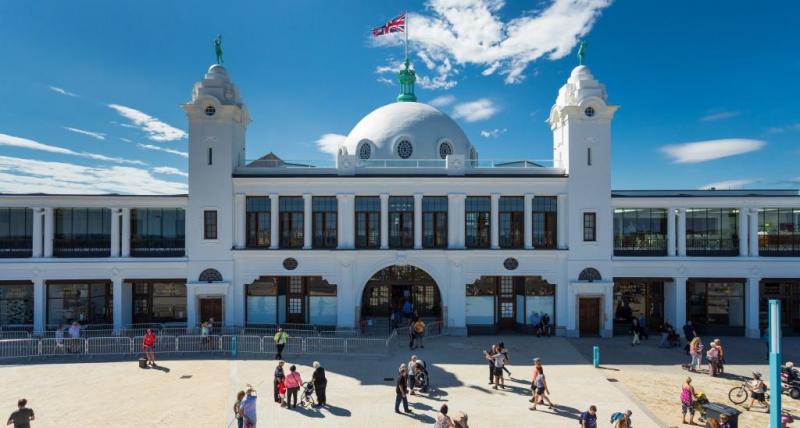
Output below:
[300,382,316,408]
[413,362,430,393]
[693,391,709,422]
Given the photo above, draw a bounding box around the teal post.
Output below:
[232,336,238,359]
[593,346,599,368]
[769,299,781,427]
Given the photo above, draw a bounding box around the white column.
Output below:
[234,194,246,249]
[674,277,687,330]
[448,194,465,249]
[269,194,279,249]
[31,208,43,258]
[663,280,676,326]
[303,194,312,249]
[186,286,197,327]
[110,209,121,257]
[490,193,500,249]
[745,276,761,338]
[523,194,533,249]
[738,208,748,257]
[748,208,759,257]
[43,207,54,257]
[380,193,389,249]
[413,194,423,249]
[447,261,467,334]
[337,260,355,328]
[677,208,687,256]
[112,277,123,333]
[336,194,354,249]
[121,208,131,257]
[667,207,676,257]
[557,194,567,249]
[33,277,45,332]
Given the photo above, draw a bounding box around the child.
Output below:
[278,377,288,408]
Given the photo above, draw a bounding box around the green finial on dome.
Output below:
[397,59,417,102]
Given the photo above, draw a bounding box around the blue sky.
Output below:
[0,0,798,194]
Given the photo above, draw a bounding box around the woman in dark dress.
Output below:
[312,361,327,407]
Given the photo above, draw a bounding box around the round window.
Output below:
[205,105,216,116]
[584,106,595,117]
[397,140,413,159]
[358,142,372,160]
[438,142,453,159]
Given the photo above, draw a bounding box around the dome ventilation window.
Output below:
[397,140,413,159]
[439,142,453,159]
[358,142,372,160]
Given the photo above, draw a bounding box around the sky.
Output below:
[0,0,798,194]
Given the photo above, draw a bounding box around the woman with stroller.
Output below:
[284,365,303,409]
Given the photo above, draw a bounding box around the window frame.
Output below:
[203,210,218,240]
[355,196,381,249]
[532,196,557,249]
[388,196,414,249]
[422,196,448,249]
[279,196,304,249]
[245,197,270,248]
[312,196,338,249]
[583,212,597,242]
[465,196,491,249]
[499,196,524,249]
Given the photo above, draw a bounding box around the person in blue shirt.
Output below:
[240,384,257,428]
[402,300,413,321]
[579,405,597,428]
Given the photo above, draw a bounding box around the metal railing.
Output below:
[130,239,185,257]
[0,238,33,258]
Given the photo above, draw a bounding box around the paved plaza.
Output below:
[1,335,798,427]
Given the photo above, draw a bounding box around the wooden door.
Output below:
[579,297,601,336]
[497,276,516,329]
[199,298,222,325]
[286,276,306,324]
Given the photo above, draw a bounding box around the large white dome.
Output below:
[345,102,475,161]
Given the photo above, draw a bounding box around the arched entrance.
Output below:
[361,265,442,319]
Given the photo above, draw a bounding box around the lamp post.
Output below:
[769,299,781,427]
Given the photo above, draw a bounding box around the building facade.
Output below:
[1,61,799,338]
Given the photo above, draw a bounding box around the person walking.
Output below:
[530,357,543,403]
[273,360,285,404]
[311,361,327,407]
[142,328,157,367]
[413,318,426,349]
[498,341,511,378]
[6,399,34,428]
[579,405,597,428]
[200,321,210,349]
[484,344,497,385]
[529,366,553,410]
[68,321,81,353]
[680,377,697,426]
[408,320,416,350]
[706,342,720,376]
[233,390,245,428]
[285,365,303,409]
[489,345,506,390]
[631,317,642,346]
[433,404,454,428]
[744,372,767,411]
[688,337,703,372]
[395,364,412,414]
[407,355,424,395]
[240,384,257,428]
[610,410,633,428]
[402,300,413,323]
[714,339,725,374]
[274,327,288,360]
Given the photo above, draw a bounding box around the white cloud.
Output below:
[700,179,758,190]
[452,98,499,122]
[700,110,740,122]
[314,133,351,155]
[429,95,456,108]
[64,127,106,140]
[119,138,133,143]
[377,76,395,86]
[480,128,508,138]
[0,156,186,195]
[372,0,612,84]
[0,133,144,165]
[137,143,188,158]
[766,123,800,134]
[152,166,188,177]
[660,139,766,164]
[108,104,187,142]
[48,86,77,97]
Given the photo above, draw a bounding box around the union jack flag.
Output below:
[372,13,406,37]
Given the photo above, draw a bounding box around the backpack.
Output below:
[610,412,625,422]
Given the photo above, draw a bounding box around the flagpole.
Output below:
[404,11,409,61]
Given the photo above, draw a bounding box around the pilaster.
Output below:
[31,208,43,258]
[413,194,423,249]
[380,194,389,249]
[303,194,312,249]
[748,208,759,257]
[110,209,121,257]
[677,209,686,257]
[270,194,279,249]
[490,193,499,249]
[448,194,465,249]
[43,207,54,258]
[745,276,761,338]
[121,208,131,257]
[336,194,355,249]
[738,208,748,257]
[557,194,567,249]
[523,194,533,249]
[667,207,676,257]
[234,194,246,249]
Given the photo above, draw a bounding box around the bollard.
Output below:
[232,336,237,359]
[593,345,599,368]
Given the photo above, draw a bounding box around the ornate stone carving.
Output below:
[199,268,223,282]
[283,258,298,271]
[578,267,601,282]
[503,257,519,271]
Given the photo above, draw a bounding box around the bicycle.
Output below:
[729,379,770,405]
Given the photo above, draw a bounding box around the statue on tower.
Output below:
[577,40,587,65]
[214,34,224,64]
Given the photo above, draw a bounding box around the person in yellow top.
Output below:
[274,327,288,360]
[413,319,426,349]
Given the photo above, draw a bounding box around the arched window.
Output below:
[438,141,453,159]
[358,142,372,160]
[199,268,223,283]
[578,267,602,282]
[396,140,413,159]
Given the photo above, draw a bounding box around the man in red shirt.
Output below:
[142,329,157,367]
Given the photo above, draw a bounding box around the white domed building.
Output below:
[0,56,798,344]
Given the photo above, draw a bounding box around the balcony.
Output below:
[686,238,738,257]
[758,234,800,257]
[613,237,667,257]
[53,239,111,258]
[130,239,185,257]
[0,239,32,258]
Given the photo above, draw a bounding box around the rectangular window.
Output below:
[203,210,218,240]
[130,280,187,323]
[499,197,524,249]
[758,208,800,256]
[532,196,557,248]
[687,279,745,332]
[130,208,185,257]
[583,212,596,242]
[686,208,739,256]
[613,208,668,256]
[422,196,448,249]
[0,208,33,258]
[279,197,304,248]
[246,197,270,248]
[465,196,491,249]
[53,208,111,257]
[46,280,113,325]
[0,281,34,324]
[389,196,414,249]
[355,196,380,249]
[312,196,338,248]
[207,147,213,165]
[246,276,279,325]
